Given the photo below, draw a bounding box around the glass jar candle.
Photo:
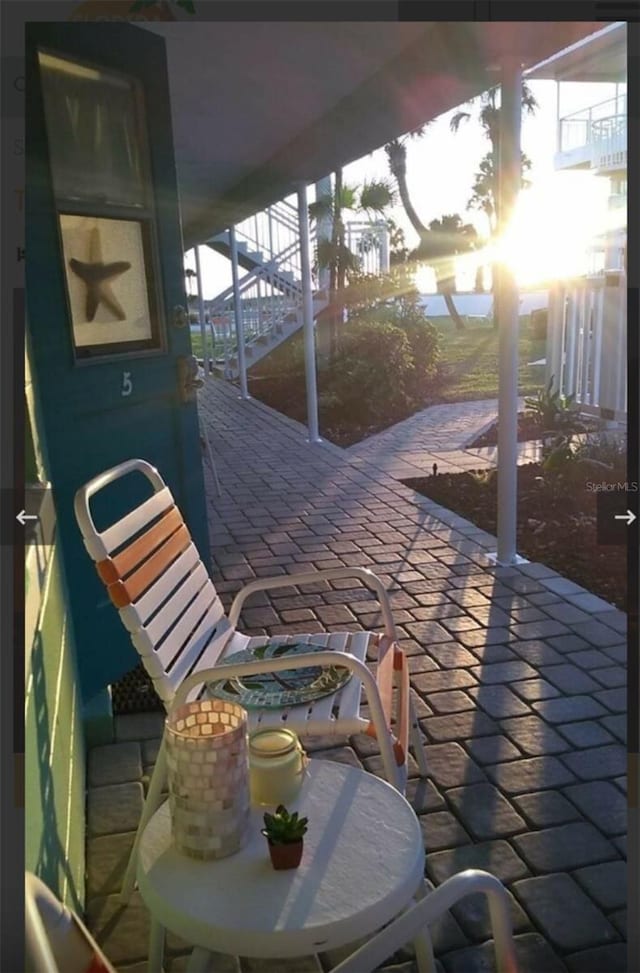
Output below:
[248,728,308,807]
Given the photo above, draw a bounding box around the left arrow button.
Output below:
[17,509,38,525]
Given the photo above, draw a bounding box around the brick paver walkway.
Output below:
[347,397,536,479]
[86,380,627,973]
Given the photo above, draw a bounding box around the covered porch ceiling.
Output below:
[140,20,605,249]
[526,21,626,83]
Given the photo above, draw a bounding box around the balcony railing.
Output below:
[558,94,627,171]
[547,271,627,419]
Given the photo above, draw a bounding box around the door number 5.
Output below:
[121,372,133,397]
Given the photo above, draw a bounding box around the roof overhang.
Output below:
[140,21,606,248]
[526,22,626,83]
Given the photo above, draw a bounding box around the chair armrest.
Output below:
[329,870,519,973]
[170,650,402,790]
[228,566,397,639]
[367,636,410,768]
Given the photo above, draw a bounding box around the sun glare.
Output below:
[495,172,612,286]
[412,172,612,295]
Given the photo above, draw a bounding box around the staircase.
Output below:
[202,198,390,380]
[205,199,328,379]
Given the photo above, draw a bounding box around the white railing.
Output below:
[344,222,390,276]
[204,197,390,376]
[233,198,308,282]
[547,271,627,418]
[591,115,626,171]
[558,94,627,172]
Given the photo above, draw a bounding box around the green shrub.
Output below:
[321,320,416,426]
[573,434,627,476]
[396,318,440,399]
[525,376,576,430]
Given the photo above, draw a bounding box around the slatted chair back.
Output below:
[74,459,231,705]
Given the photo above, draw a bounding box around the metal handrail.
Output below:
[559,94,627,154]
[559,93,627,125]
[206,196,388,375]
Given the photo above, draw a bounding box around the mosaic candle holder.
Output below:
[165,699,250,860]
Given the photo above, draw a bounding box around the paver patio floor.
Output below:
[346,397,539,479]
[86,380,627,973]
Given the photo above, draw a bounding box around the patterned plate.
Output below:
[207,642,353,709]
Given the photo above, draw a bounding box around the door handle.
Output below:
[172,305,189,329]
[177,355,203,403]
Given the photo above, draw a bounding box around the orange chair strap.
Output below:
[105,523,191,608]
[96,505,183,584]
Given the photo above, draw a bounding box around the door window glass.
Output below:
[38,51,145,208]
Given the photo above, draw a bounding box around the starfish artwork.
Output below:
[69,225,132,321]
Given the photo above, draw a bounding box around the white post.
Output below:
[496,56,523,565]
[380,222,390,274]
[223,313,230,378]
[229,226,249,399]
[297,182,321,443]
[194,245,208,379]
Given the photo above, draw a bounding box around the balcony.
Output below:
[555,95,627,174]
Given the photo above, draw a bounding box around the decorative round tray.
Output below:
[207,642,352,709]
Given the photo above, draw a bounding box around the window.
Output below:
[37,50,165,360]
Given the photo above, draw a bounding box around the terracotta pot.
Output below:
[267,839,303,870]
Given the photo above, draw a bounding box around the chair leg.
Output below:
[121,736,169,904]
[148,918,166,973]
[413,929,437,973]
[412,881,437,973]
[200,428,221,496]
[409,696,428,777]
[185,947,218,972]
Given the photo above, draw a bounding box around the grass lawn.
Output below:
[191,314,547,404]
[430,316,546,402]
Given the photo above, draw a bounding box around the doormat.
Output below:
[111,662,164,714]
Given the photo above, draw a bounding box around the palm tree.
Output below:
[384,137,473,331]
[415,215,479,322]
[451,82,537,303]
[386,83,537,325]
[449,80,537,148]
[309,172,396,359]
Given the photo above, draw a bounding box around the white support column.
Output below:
[223,313,231,379]
[229,226,249,400]
[194,245,208,380]
[380,223,390,274]
[495,56,523,566]
[297,181,321,443]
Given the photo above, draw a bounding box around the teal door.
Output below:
[26,23,210,701]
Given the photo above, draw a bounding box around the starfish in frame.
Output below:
[69,225,132,322]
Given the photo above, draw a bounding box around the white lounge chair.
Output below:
[74,458,428,902]
[25,872,117,973]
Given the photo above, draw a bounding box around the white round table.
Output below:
[137,759,425,969]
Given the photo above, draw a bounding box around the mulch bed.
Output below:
[247,372,439,447]
[404,463,626,611]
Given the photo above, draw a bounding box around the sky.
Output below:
[185,77,622,299]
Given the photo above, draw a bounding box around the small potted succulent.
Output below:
[261,804,308,870]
